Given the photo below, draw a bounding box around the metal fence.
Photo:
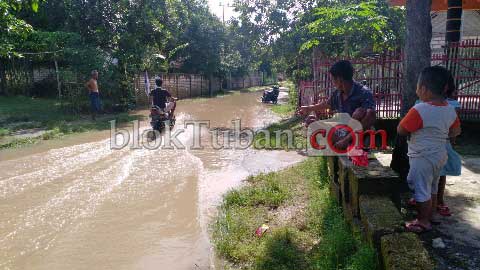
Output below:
[299,39,480,120]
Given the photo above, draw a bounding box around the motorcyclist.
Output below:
[149,77,176,118]
[262,85,280,103]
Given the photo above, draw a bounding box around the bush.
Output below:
[28,76,58,98]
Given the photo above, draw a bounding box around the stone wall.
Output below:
[134,73,222,106]
[327,156,435,270]
[134,72,268,106]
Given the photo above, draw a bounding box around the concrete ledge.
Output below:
[359,195,404,248]
[338,156,352,206]
[381,233,435,270]
[329,180,341,205]
[327,156,338,183]
[349,158,400,216]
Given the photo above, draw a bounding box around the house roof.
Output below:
[390,0,480,11]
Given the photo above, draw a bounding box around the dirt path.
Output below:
[376,153,480,270]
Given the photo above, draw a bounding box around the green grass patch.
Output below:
[0,96,142,149]
[211,158,378,270]
[253,117,305,150]
[254,80,304,150]
[269,80,298,117]
[0,128,9,137]
[0,137,38,150]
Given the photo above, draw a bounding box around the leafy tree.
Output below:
[302,1,405,55]
[0,0,44,57]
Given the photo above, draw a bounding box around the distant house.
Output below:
[389,0,480,52]
[431,10,480,53]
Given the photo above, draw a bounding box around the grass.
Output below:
[0,96,142,149]
[270,80,297,117]
[253,80,305,150]
[211,157,378,270]
[253,117,305,150]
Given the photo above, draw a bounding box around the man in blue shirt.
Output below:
[299,60,376,149]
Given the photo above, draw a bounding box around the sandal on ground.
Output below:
[407,198,416,207]
[405,219,432,234]
[437,204,452,216]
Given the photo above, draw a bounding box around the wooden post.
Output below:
[0,58,6,95]
[208,75,212,96]
[176,74,179,98]
[189,75,192,98]
[54,54,61,99]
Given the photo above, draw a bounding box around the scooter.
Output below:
[261,86,280,104]
[148,102,176,140]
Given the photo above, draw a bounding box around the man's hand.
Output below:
[334,134,352,150]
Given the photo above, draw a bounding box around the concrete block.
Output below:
[329,180,341,204]
[327,156,338,183]
[359,195,404,248]
[381,233,434,270]
[338,156,352,206]
[349,158,400,216]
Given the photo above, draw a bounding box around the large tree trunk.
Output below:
[402,0,432,115]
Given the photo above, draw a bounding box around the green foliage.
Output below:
[224,174,289,208]
[0,0,39,57]
[302,1,405,55]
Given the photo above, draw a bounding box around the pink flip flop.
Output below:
[405,219,432,234]
[437,204,452,216]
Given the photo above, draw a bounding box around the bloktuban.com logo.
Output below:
[307,113,388,156]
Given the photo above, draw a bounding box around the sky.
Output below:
[208,0,239,23]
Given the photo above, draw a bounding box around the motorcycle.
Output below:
[261,86,280,104]
[148,102,176,140]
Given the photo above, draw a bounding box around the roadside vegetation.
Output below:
[0,96,142,150]
[212,157,378,270]
[254,80,304,150]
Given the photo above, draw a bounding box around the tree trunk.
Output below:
[446,0,462,43]
[402,0,432,115]
[445,0,462,80]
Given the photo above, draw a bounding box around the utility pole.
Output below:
[219,1,233,24]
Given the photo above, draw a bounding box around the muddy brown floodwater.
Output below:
[0,91,305,270]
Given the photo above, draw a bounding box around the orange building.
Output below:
[389,0,480,11]
[390,0,480,53]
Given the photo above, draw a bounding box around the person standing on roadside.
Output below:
[86,70,101,120]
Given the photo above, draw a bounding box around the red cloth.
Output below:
[348,149,369,167]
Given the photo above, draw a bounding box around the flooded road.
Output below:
[0,91,305,270]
